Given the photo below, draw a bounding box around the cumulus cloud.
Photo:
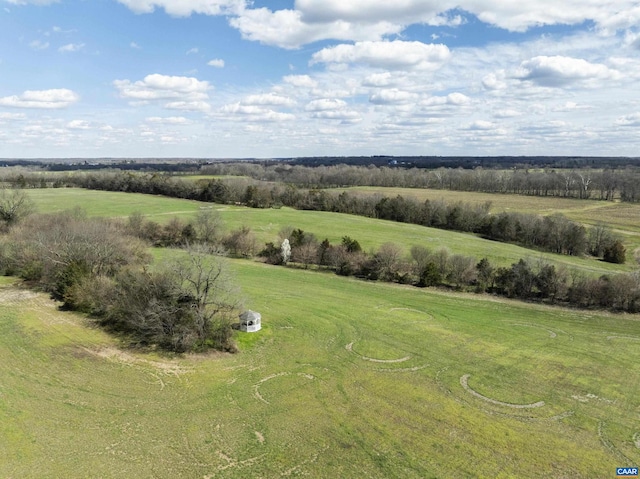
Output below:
[242,92,295,107]
[304,98,361,123]
[295,0,640,34]
[116,0,244,16]
[66,120,92,129]
[229,7,401,49]
[311,40,450,71]
[114,73,210,102]
[207,58,225,68]
[0,112,27,120]
[114,74,212,111]
[362,72,399,87]
[305,99,347,111]
[515,55,619,87]
[165,101,211,112]
[58,43,85,53]
[467,120,496,130]
[482,71,507,90]
[219,102,295,122]
[420,93,470,107]
[146,116,191,124]
[0,89,79,109]
[369,89,418,105]
[112,0,640,50]
[283,74,317,88]
[615,113,640,126]
[29,40,49,50]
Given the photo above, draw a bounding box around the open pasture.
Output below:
[25,188,634,275]
[1,258,639,478]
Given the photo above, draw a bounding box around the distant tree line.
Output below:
[197,163,640,202]
[259,227,640,314]
[5,161,640,201]
[19,171,624,263]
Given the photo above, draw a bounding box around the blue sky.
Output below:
[1,0,640,158]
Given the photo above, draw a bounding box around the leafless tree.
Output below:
[194,208,224,244]
[0,187,34,230]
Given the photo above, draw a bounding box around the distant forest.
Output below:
[2,155,640,171]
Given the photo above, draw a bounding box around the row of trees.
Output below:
[4,172,623,262]
[196,163,640,202]
[0,209,240,352]
[5,163,640,202]
[260,228,640,313]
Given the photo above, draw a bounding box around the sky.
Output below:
[1,0,640,159]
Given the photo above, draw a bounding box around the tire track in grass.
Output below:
[598,421,636,464]
[253,372,315,405]
[460,374,545,409]
[345,342,411,363]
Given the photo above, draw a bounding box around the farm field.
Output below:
[25,188,635,275]
[1,257,639,478]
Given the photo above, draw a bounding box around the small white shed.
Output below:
[239,310,261,332]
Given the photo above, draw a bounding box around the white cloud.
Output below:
[146,116,191,124]
[311,41,450,71]
[295,0,640,34]
[482,71,507,90]
[29,40,49,50]
[219,102,296,122]
[130,41,142,49]
[283,74,317,88]
[420,93,470,107]
[66,120,92,129]
[0,112,26,120]
[305,99,347,112]
[116,0,244,16]
[615,113,640,126]
[515,55,619,87]
[467,120,495,130]
[186,47,199,55]
[229,7,402,49]
[165,101,211,112]
[493,109,522,118]
[114,73,211,102]
[362,72,399,87]
[242,92,295,107]
[304,98,361,123]
[207,58,225,68]
[0,89,79,109]
[369,89,418,105]
[58,43,85,53]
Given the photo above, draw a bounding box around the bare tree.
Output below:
[170,246,242,349]
[194,208,224,244]
[0,187,34,229]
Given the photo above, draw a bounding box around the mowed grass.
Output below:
[1,259,639,478]
[25,188,634,275]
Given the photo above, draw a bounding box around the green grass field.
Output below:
[3,187,639,477]
[25,188,635,275]
[1,257,639,478]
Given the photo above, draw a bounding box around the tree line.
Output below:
[12,171,623,263]
[259,227,640,314]
[196,163,640,202]
[5,162,640,202]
